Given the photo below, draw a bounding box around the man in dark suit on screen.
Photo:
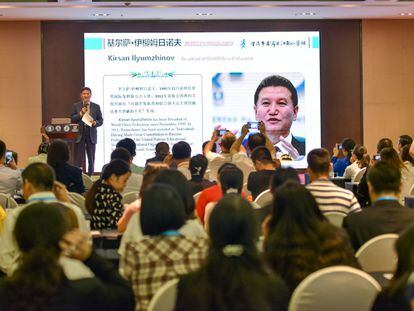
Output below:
[71,87,103,175]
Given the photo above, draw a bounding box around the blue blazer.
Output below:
[71,101,103,144]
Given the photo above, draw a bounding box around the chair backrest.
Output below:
[0,193,18,209]
[122,191,139,205]
[289,266,381,311]
[193,191,202,204]
[355,233,399,273]
[324,211,346,227]
[82,173,93,192]
[204,202,217,229]
[410,183,414,195]
[67,192,88,215]
[254,189,273,208]
[353,167,366,182]
[148,278,178,311]
[242,182,251,197]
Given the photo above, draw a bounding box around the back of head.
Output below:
[251,146,273,166]
[172,141,191,160]
[307,148,330,175]
[154,169,195,218]
[401,145,414,166]
[139,163,168,197]
[367,161,401,195]
[254,75,298,107]
[22,163,55,191]
[353,144,367,161]
[380,147,404,169]
[140,183,186,236]
[247,133,266,152]
[155,142,169,157]
[202,140,217,153]
[377,138,393,153]
[47,140,70,166]
[189,154,208,180]
[116,138,136,157]
[220,132,236,152]
[270,167,300,193]
[0,139,6,159]
[219,166,243,194]
[341,138,356,155]
[399,135,413,149]
[110,147,131,163]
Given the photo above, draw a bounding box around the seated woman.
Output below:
[263,181,359,291]
[0,202,134,310]
[343,144,368,180]
[85,159,131,230]
[120,184,207,311]
[188,154,216,195]
[372,224,414,310]
[176,194,289,311]
[47,139,85,194]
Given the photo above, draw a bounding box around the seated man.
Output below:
[145,141,169,165]
[248,146,280,200]
[203,129,236,181]
[331,138,356,177]
[165,141,192,180]
[0,140,21,196]
[0,162,90,275]
[307,148,361,215]
[343,161,414,251]
[116,138,144,174]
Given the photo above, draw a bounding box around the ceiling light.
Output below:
[196,13,213,16]
[93,13,110,17]
[400,13,413,16]
[295,12,316,16]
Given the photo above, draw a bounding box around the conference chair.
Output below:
[254,189,273,208]
[193,191,202,204]
[324,211,346,227]
[0,193,18,209]
[355,234,398,273]
[148,279,178,311]
[353,167,366,183]
[82,173,93,192]
[288,266,381,311]
[67,191,88,215]
[121,191,139,205]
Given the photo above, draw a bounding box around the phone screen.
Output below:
[5,151,12,163]
[218,129,227,136]
[247,122,260,130]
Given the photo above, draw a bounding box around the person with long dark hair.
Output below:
[188,154,215,195]
[85,159,131,229]
[47,139,85,194]
[331,138,356,177]
[176,194,289,311]
[0,202,134,310]
[264,181,359,291]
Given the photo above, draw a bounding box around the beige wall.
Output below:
[362,20,414,154]
[0,22,41,167]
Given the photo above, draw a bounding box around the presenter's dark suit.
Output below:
[71,101,103,175]
[292,135,306,156]
[343,199,414,251]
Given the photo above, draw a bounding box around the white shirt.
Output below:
[0,165,21,196]
[274,132,293,156]
[177,161,191,180]
[401,162,414,204]
[205,151,232,181]
[343,161,360,181]
[231,152,256,183]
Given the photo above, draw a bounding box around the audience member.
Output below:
[343,161,414,251]
[401,145,414,198]
[47,139,85,194]
[116,138,144,174]
[380,147,414,204]
[377,137,393,154]
[28,142,49,164]
[343,144,367,180]
[188,154,216,195]
[0,140,21,196]
[398,135,413,152]
[263,181,359,290]
[176,194,289,311]
[372,224,414,310]
[0,203,134,310]
[331,138,356,177]
[202,140,216,155]
[145,141,169,165]
[203,129,235,180]
[85,159,131,230]
[248,146,280,200]
[307,148,361,215]
[0,162,89,275]
[166,141,192,180]
[120,184,207,311]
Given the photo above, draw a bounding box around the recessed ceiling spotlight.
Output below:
[93,13,110,17]
[295,12,316,16]
[400,13,413,16]
[196,13,213,16]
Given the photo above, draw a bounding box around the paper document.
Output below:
[82,112,94,127]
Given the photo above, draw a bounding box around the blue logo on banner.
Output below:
[312,37,319,49]
[85,38,103,50]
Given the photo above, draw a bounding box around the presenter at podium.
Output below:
[71,87,103,175]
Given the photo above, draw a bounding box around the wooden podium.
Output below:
[45,123,79,166]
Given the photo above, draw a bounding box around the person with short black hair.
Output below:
[377,137,393,154]
[0,139,21,196]
[331,138,356,177]
[176,194,289,311]
[398,135,413,152]
[343,161,414,251]
[307,148,361,215]
[166,141,192,180]
[145,141,170,165]
[47,139,85,194]
[116,138,144,174]
[188,154,216,195]
[120,184,207,311]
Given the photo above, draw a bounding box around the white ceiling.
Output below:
[1,0,414,20]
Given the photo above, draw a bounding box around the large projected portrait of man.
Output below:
[253,75,305,157]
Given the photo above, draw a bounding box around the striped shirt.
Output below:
[307,179,361,215]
